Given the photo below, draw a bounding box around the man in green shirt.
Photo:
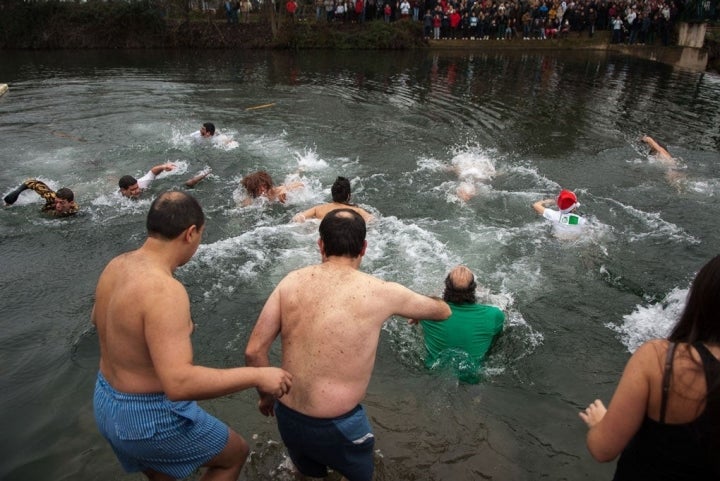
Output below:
[418,265,504,383]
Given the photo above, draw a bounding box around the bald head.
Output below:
[146,190,205,240]
[444,265,477,304]
[449,265,474,289]
[319,208,366,258]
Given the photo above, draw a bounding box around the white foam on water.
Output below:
[688,178,720,196]
[294,146,329,171]
[189,221,318,301]
[364,215,457,293]
[607,287,688,353]
[605,198,699,244]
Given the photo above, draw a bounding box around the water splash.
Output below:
[607,287,688,353]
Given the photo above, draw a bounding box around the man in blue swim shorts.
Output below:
[92,191,293,480]
[245,208,451,481]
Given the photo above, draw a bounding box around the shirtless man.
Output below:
[641,135,685,188]
[641,135,673,164]
[292,176,373,223]
[92,191,292,481]
[245,209,450,481]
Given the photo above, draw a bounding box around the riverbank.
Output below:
[0,1,716,72]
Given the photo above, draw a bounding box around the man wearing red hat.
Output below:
[533,189,586,237]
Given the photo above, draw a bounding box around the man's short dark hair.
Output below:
[203,122,216,135]
[118,175,138,190]
[443,273,477,304]
[319,208,366,258]
[146,191,205,240]
[56,188,74,202]
[331,176,351,203]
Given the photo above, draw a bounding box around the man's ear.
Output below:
[360,240,367,257]
[185,224,200,243]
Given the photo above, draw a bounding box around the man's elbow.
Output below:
[244,347,263,366]
[162,378,196,401]
[435,302,451,320]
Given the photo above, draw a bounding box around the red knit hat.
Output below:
[556,189,577,211]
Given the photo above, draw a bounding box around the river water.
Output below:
[0,49,719,481]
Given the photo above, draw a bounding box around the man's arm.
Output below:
[381,281,451,322]
[533,198,553,215]
[354,206,374,224]
[245,286,284,415]
[245,286,282,369]
[641,136,673,161]
[150,162,176,176]
[185,169,211,188]
[292,206,318,223]
[145,279,291,401]
[135,163,176,190]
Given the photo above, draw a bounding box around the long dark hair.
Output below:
[669,255,720,344]
[668,255,720,470]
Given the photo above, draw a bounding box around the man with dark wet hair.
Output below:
[192,122,216,140]
[119,162,211,198]
[418,265,504,380]
[92,191,292,481]
[292,176,374,223]
[246,208,450,481]
[3,178,79,216]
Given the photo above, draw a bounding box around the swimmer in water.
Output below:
[292,176,373,223]
[119,163,211,199]
[641,135,686,189]
[533,188,587,239]
[3,179,79,217]
[240,170,304,207]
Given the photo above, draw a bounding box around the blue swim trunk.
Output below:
[275,401,375,481]
[93,372,229,478]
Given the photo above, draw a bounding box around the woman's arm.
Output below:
[579,341,660,462]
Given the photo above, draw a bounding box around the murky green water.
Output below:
[1,49,719,480]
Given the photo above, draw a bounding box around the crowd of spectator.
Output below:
[209,0,693,46]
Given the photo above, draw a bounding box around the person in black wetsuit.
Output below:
[579,255,720,480]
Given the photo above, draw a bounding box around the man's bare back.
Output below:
[246,209,449,418]
[93,249,190,394]
[293,202,373,224]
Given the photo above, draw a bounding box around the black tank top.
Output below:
[613,342,720,481]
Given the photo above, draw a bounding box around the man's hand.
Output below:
[258,393,276,417]
[257,367,293,399]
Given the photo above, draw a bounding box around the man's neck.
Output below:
[322,254,362,270]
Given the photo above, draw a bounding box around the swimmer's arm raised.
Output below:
[150,162,176,176]
[533,198,554,215]
[146,282,290,401]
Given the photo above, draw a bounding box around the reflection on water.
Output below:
[0,49,719,481]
